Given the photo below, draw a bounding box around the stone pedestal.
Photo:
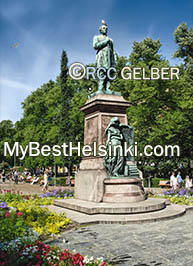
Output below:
[75,94,131,202]
[81,94,131,146]
[103,178,146,203]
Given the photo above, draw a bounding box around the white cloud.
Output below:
[0,78,32,92]
[147,23,155,37]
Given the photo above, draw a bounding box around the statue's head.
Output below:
[105,117,120,134]
[110,117,120,127]
[99,25,108,35]
[99,20,108,35]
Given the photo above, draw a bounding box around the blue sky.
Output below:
[0,0,192,123]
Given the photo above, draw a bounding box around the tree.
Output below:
[59,51,72,143]
[119,37,186,177]
[129,38,162,66]
[173,22,193,76]
[17,80,61,170]
[0,120,15,167]
[59,51,75,174]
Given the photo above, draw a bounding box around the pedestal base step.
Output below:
[54,198,166,215]
[51,202,186,224]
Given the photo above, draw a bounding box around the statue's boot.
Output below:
[106,81,112,94]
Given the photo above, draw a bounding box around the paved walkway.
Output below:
[48,211,193,266]
[0,182,73,194]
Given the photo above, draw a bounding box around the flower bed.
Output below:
[0,191,116,266]
[41,189,74,199]
[163,189,193,197]
[0,240,114,266]
[0,191,72,241]
[150,189,193,205]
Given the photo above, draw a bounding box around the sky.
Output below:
[0,0,192,123]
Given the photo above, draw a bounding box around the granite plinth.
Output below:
[103,178,146,203]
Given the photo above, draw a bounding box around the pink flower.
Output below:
[17,212,23,216]
[5,212,10,217]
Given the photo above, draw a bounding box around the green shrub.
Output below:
[143,178,148,187]
[0,191,23,203]
[0,209,27,241]
[49,177,67,186]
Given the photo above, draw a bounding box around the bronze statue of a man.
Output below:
[93,20,117,93]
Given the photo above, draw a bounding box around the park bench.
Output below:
[159,180,171,188]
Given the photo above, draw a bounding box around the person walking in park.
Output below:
[67,175,71,186]
[170,171,177,190]
[1,170,6,183]
[42,169,49,192]
[185,175,192,190]
[177,171,182,188]
[14,170,18,184]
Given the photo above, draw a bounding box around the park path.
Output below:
[48,208,193,266]
[0,182,73,194]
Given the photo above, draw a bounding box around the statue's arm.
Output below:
[93,36,109,50]
[106,127,114,145]
[114,51,118,64]
[106,130,111,145]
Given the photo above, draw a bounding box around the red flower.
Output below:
[5,212,10,217]
[17,212,23,216]
[100,262,106,266]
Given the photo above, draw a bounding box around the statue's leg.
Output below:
[111,148,125,176]
[105,67,115,93]
[106,80,112,93]
[97,68,106,93]
[98,79,104,93]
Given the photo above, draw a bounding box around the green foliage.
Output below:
[49,176,67,186]
[169,196,193,205]
[0,120,15,167]
[173,22,193,73]
[0,209,27,241]
[59,50,72,143]
[0,161,9,172]
[0,192,72,240]
[0,191,23,203]
[16,80,62,169]
[129,38,162,65]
